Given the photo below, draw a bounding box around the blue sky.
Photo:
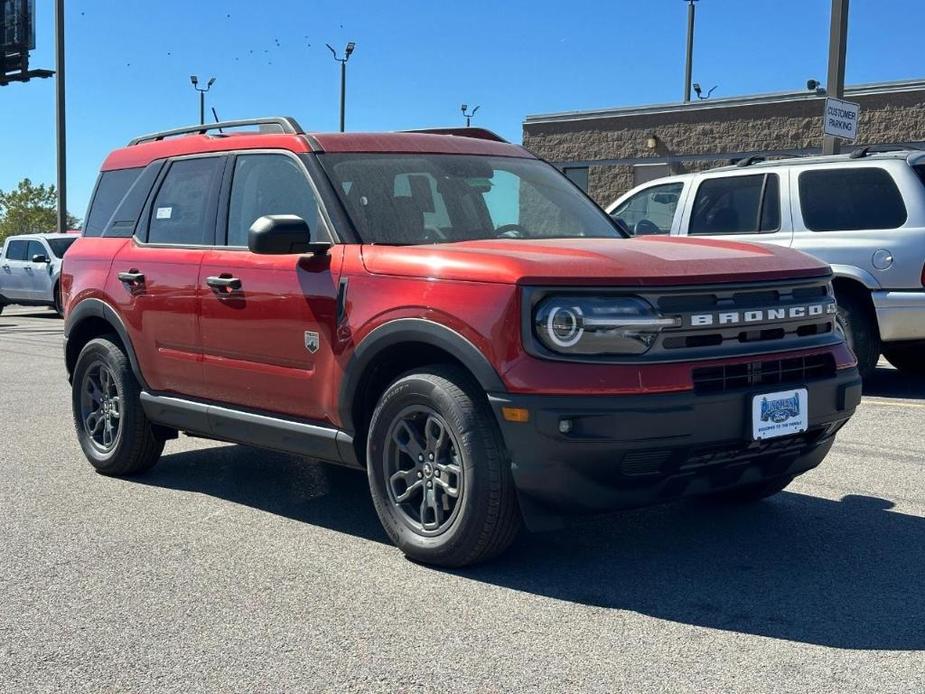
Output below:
[2,0,924,221]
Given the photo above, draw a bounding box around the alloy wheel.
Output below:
[79,361,121,453]
[384,406,465,536]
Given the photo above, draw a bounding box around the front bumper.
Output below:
[873,290,925,341]
[489,367,861,530]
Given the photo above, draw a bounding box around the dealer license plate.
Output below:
[752,388,808,440]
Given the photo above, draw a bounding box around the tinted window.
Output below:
[690,174,780,235]
[103,162,164,238]
[83,168,143,237]
[227,154,321,247]
[799,168,907,231]
[47,237,77,258]
[27,240,47,261]
[612,182,683,235]
[319,154,621,244]
[5,240,28,261]
[148,158,222,245]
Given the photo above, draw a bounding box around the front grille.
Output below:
[639,277,838,361]
[692,353,836,395]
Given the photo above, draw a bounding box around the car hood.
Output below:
[360,236,829,286]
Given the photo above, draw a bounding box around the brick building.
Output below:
[522,78,925,206]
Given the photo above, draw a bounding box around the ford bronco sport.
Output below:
[63,117,861,567]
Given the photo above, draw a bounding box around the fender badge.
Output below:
[304,331,320,354]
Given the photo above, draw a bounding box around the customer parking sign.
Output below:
[823,97,860,141]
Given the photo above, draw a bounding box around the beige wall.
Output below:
[524,89,925,205]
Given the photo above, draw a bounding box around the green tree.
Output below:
[0,178,79,242]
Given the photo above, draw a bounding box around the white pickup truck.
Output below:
[608,149,925,377]
[0,233,77,316]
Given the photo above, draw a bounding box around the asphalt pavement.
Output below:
[1,306,923,693]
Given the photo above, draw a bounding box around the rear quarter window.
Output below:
[83,168,144,237]
[798,168,907,231]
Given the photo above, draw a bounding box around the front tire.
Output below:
[366,366,521,567]
[834,291,880,379]
[882,341,925,375]
[71,336,164,476]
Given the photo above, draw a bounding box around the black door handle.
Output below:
[118,270,145,285]
[206,275,242,292]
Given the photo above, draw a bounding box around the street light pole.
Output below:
[461,104,480,127]
[327,42,356,132]
[683,0,698,103]
[822,0,849,155]
[55,0,67,233]
[190,75,216,126]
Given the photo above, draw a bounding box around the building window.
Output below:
[563,167,589,192]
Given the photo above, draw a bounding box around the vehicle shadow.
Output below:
[141,444,924,651]
[138,444,389,544]
[863,363,925,400]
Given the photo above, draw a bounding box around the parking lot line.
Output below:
[861,397,925,409]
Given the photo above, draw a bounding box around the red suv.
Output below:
[63,117,861,566]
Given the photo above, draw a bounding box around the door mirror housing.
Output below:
[31,253,50,264]
[247,215,331,255]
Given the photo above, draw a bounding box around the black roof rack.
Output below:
[735,154,766,167]
[399,127,509,143]
[128,117,305,146]
[849,143,922,159]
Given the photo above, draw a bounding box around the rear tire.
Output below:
[704,475,794,504]
[366,365,521,567]
[71,336,164,476]
[53,283,63,317]
[882,341,925,375]
[834,291,880,379]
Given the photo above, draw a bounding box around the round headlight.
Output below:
[533,295,679,356]
[547,306,584,348]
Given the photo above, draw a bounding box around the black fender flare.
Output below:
[338,318,506,432]
[64,298,147,388]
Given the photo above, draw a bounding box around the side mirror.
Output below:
[32,254,49,264]
[247,215,331,256]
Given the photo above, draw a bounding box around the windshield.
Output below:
[47,237,77,258]
[318,153,623,244]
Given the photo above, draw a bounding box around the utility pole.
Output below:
[822,0,849,155]
[326,42,356,132]
[55,0,67,233]
[683,0,698,102]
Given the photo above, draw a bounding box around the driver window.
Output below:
[227,154,324,247]
[612,182,683,236]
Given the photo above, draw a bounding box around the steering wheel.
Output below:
[633,219,661,236]
[495,223,529,239]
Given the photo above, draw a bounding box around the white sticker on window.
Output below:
[156,206,173,220]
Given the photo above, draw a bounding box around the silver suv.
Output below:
[607,149,925,377]
[0,233,77,316]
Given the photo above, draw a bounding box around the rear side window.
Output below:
[5,240,28,261]
[103,162,164,238]
[799,168,907,231]
[690,174,780,235]
[83,168,143,237]
[148,157,223,245]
